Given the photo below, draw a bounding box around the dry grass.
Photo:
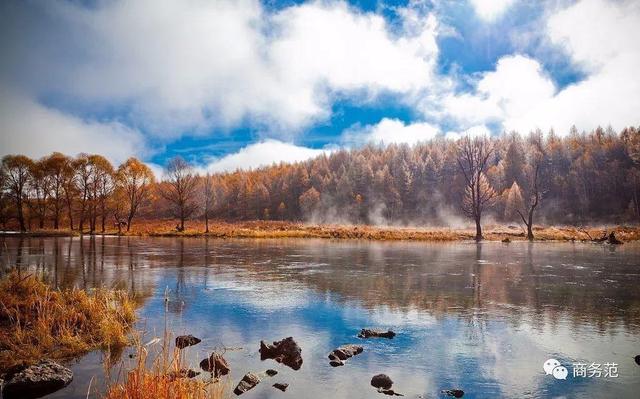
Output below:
[3,219,639,242]
[0,271,137,371]
[103,333,227,399]
[125,219,640,242]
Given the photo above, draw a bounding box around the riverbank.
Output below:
[0,271,136,372]
[2,221,639,242]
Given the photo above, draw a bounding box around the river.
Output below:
[1,236,639,398]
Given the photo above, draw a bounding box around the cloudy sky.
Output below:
[0,0,638,173]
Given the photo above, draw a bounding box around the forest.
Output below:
[1,126,639,240]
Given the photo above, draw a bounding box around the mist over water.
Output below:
[1,236,639,399]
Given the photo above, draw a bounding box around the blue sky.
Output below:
[0,0,638,175]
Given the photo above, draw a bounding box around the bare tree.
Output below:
[1,155,33,231]
[201,173,215,233]
[116,158,155,231]
[160,157,200,231]
[28,158,52,229]
[516,136,545,240]
[43,153,72,229]
[457,136,497,240]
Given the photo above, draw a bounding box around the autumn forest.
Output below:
[2,126,640,240]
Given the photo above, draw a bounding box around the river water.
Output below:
[1,236,639,398]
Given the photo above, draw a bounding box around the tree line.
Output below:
[1,126,639,240]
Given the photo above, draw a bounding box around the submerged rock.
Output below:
[168,368,200,380]
[3,359,73,399]
[442,389,465,398]
[635,355,640,366]
[259,337,303,370]
[328,344,363,367]
[234,372,261,396]
[273,382,289,392]
[199,352,230,377]
[379,388,404,396]
[371,374,393,390]
[175,334,202,349]
[358,329,396,339]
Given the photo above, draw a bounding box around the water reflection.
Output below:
[1,237,639,398]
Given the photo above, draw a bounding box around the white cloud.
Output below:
[343,118,440,146]
[1,0,440,140]
[441,54,555,130]
[0,91,145,165]
[204,140,326,173]
[445,124,491,140]
[469,0,515,21]
[443,0,640,136]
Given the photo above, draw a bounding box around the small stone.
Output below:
[273,382,289,392]
[175,334,201,349]
[259,337,303,370]
[234,372,261,396]
[635,355,640,366]
[371,374,393,390]
[328,344,363,366]
[441,389,465,398]
[199,352,230,377]
[168,368,200,380]
[358,329,396,339]
[264,369,278,377]
[3,359,73,399]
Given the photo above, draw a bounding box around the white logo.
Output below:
[543,358,567,380]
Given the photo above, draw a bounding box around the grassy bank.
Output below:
[2,220,639,242]
[0,271,137,371]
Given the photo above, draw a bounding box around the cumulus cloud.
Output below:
[342,118,440,146]
[441,0,640,135]
[1,0,440,139]
[204,140,327,173]
[0,91,146,165]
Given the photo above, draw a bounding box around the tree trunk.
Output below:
[475,216,482,241]
[17,199,26,232]
[527,210,534,241]
[205,213,209,233]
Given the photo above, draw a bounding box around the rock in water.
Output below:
[358,329,396,339]
[634,355,640,366]
[175,334,202,349]
[371,374,393,390]
[168,368,200,380]
[259,337,303,370]
[607,232,623,245]
[234,372,261,395]
[328,344,363,367]
[199,352,230,377]
[442,389,465,398]
[3,359,73,399]
[273,382,289,392]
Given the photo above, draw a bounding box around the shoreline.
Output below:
[1,221,639,242]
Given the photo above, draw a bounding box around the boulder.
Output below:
[234,372,260,396]
[328,344,363,367]
[175,334,202,349]
[273,382,289,392]
[199,352,230,377]
[358,329,396,339]
[371,374,393,390]
[442,389,465,398]
[259,337,303,370]
[2,359,73,399]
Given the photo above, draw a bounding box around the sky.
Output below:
[0,0,639,175]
